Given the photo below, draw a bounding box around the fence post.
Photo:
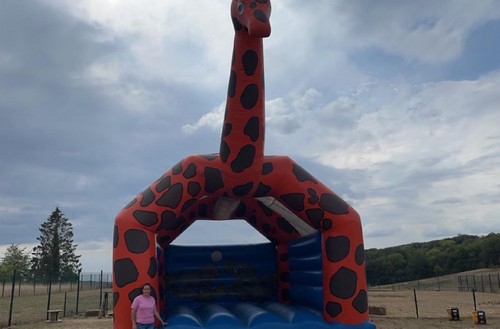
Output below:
[17,276,21,297]
[473,275,477,290]
[76,269,82,315]
[413,289,419,318]
[99,270,103,308]
[437,276,440,291]
[8,269,16,327]
[489,274,493,293]
[63,292,67,317]
[33,276,36,296]
[480,275,485,292]
[46,272,53,320]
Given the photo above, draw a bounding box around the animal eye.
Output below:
[237,2,244,14]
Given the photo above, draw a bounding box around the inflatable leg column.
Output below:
[260,156,369,325]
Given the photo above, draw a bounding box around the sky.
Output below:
[1,0,500,272]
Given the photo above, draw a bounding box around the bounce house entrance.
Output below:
[164,232,349,329]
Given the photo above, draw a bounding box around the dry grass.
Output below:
[0,288,108,328]
[8,317,113,329]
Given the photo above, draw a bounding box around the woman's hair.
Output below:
[142,283,151,289]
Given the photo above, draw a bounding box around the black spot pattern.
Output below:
[330,267,358,299]
[326,236,350,262]
[156,183,183,208]
[156,176,171,193]
[160,211,185,231]
[240,84,259,109]
[140,187,155,207]
[233,182,254,196]
[326,301,342,318]
[253,182,271,197]
[352,290,368,313]
[322,218,333,230]
[242,50,258,75]
[244,116,260,141]
[222,123,232,137]
[262,162,273,175]
[205,167,224,193]
[231,144,256,173]
[114,258,138,288]
[133,210,158,227]
[124,229,150,254]
[125,198,137,209]
[183,163,197,178]
[228,71,237,97]
[113,292,119,308]
[254,9,268,22]
[292,164,318,183]
[181,198,197,212]
[187,182,201,197]
[277,217,296,234]
[319,193,349,215]
[355,244,365,265]
[148,257,157,278]
[280,193,305,212]
[305,208,324,228]
[307,188,319,204]
[232,16,243,31]
[220,140,230,162]
[113,225,119,248]
[172,162,182,175]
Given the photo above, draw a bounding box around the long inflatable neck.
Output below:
[219,31,265,196]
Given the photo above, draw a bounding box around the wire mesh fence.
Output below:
[0,270,112,328]
[369,289,500,320]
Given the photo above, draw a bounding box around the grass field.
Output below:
[0,288,107,328]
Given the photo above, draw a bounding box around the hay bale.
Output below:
[369,305,387,315]
[85,309,101,317]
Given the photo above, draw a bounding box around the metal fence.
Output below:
[369,289,500,320]
[0,269,112,328]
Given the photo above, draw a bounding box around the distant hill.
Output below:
[365,233,500,285]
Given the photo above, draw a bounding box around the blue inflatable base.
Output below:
[165,302,375,329]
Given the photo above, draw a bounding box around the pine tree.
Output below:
[31,207,81,281]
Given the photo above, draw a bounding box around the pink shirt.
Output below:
[131,295,156,324]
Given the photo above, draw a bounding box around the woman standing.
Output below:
[131,283,166,329]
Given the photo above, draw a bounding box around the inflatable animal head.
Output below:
[231,0,271,37]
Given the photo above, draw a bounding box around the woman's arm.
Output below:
[131,309,137,329]
[154,308,165,327]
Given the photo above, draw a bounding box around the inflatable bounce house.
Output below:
[113,1,375,328]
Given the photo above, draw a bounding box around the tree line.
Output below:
[0,207,81,282]
[366,233,500,285]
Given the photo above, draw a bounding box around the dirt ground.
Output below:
[8,316,497,329]
[7,289,500,329]
[372,316,495,329]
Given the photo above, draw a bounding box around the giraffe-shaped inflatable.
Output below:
[113,1,373,328]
